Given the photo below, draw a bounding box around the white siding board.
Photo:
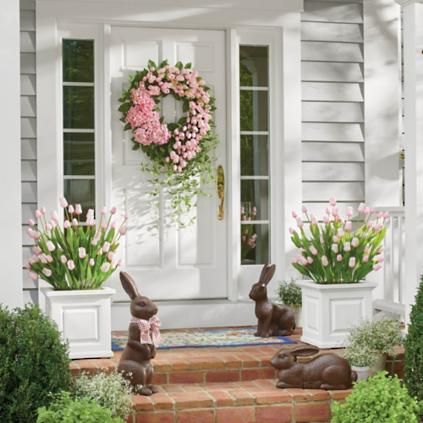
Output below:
[302,61,363,82]
[21,161,37,182]
[302,21,363,42]
[302,142,364,162]
[302,41,363,62]
[303,181,364,202]
[21,74,36,95]
[22,182,37,203]
[303,162,364,181]
[21,96,36,117]
[21,117,36,138]
[302,122,364,141]
[302,101,363,123]
[21,138,37,160]
[20,31,35,53]
[302,82,363,102]
[20,53,35,74]
[303,201,362,218]
[22,245,32,265]
[303,2,362,23]
[22,203,36,222]
[23,289,38,304]
[20,0,35,11]
[20,10,35,30]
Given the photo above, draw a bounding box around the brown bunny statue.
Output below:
[117,272,161,396]
[249,264,296,337]
[271,346,357,390]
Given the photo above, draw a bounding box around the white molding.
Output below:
[0,0,23,307]
[402,2,423,324]
[395,0,423,6]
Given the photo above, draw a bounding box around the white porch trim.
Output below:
[395,0,423,324]
[0,0,23,307]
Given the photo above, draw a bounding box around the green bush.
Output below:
[37,392,123,423]
[277,280,302,307]
[0,305,71,422]
[331,371,420,423]
[405,276,423,414]
[74,372,132,419]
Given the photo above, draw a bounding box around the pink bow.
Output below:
[131,316,161,347]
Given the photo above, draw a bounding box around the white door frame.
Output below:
[36,0,303,328]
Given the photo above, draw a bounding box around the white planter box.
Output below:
[43,287,115,359]
[296,280,376,348]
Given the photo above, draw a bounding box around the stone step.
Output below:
[127,379,351,423]
[70,344,297,384]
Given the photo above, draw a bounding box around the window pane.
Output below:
[241,135,268,176]
[63,40,94,83]
[64,179,95,213]
[64,133,95,176]
[240,90,268,131]
[63,86,94,129]
[240,46,268,87]
[241,180,269,221]
[241,224,269,265]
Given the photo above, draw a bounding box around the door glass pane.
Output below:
[241,135,268,176]
[63,39,94,83]
[241,224,269,265]
[240,46,268,87]
[64,133,95,176]
[64,179,95,213]
[239,45,270,265]
[241,180,269,221]
[63,86,94,129]
[240,90,268,132]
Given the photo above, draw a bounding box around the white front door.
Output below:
[109,27,228,301]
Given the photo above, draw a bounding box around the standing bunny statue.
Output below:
[117,272,161,396]
[249,264,296,337]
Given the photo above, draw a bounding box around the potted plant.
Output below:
[290,198,388,347]
[26,198,127,359]
[277,279,302,327]
[344,342,378,381]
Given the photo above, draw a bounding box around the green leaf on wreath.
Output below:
[159,59,169,68]
[118,103,131,114]
[175,61,183,71]
[132,142,140,150]
[167,123,179,131]
[185,63,192,69]
[148,60,157,70]
[124,123,131,131]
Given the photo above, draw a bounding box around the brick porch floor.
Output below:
[70,329,404,422]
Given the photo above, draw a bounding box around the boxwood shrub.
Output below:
[0,305,71,422]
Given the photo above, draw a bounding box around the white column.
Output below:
[396,0,423,324]
[0,0,23,307]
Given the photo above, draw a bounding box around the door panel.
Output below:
[109,27,227,301]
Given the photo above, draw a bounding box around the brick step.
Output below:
[128,379,351,423]
[71,344,293,384]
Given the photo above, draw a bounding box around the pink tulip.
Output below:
[29,271,38,281]
[302,205,308,213]
[75,204,82,215]
[119,225,127,236]
[60,255,67,264]
[89,258,95,266]
[296,217,304,228]
[78,247,87,259]
[329,197,336,206]
[311,214,318,225]
[344,242,351,252]
[67,260,75,270]
[59,197,68,208]
[363,255,369,263]
[46,255,53,263]
[323,215,329,224]
[344,221,352,232]
[46,241,55,252]
[110,206,117,215]
[107,252,114,261]
[333,236,339,243]
[102,242,111,253]
[101,262,111,272]
[346,207,353,218]
[35,209,43,219]
[349,257,356,268]
[68,205,75,214]
[291,210,298,219]
[289,227,295,235]
[336,254,343,262]
[28,218,35,226]
[42,268,52,277]
[351,237,359,248]
[337,228,344,237]
[51,211,59,223]
[41,207,47,215]
[310,246,318,256]
[364,207,371,215]
[33,246,41,255]
[373,264,382,271]
[358,203,365,213]
[307,256,313,264]
[375,254,384,263]
[72,218,78,227]
[27,227,35,239]
[321,256,329,267]
[64,220,71,229]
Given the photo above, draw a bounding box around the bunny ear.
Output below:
[290,346,319,358]
[262,264,276,285]
[259,264,269,282]
[120,272,140,300]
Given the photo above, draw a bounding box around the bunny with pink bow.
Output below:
[117,272,161,395]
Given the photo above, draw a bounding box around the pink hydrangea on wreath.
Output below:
[119,59,217,174]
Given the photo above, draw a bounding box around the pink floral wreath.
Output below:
[119,60,217,173]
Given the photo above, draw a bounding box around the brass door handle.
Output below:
[217,165,224,220]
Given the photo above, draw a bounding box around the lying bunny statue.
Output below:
[117,272,161,396]
[271,346,357,390]
[249,264,296,337]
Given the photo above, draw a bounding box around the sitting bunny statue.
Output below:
[271,346,357,390]
[249,264,296,337]
[117,272,161,396]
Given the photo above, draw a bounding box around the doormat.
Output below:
[112,327,296,351]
